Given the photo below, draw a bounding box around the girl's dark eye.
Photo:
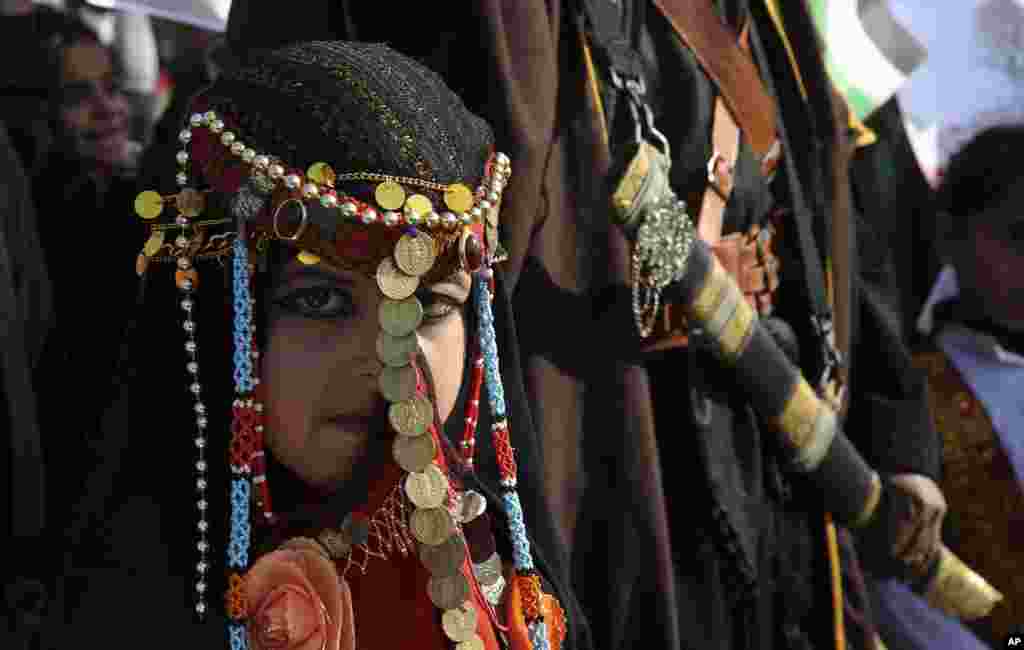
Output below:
[274,286,355,320]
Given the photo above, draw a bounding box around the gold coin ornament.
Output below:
[472,553,504,587]
[306,162,336,187]
[378,364,418,403]
[379,297,424,337]
[376,257,420,300]
[404,193,433,221]
[419,533,468,577]
[375,180,407,210]
[388,395,434,437]
[444,183,474,214]
[410,507,456,547]
[427,574,472,611]
[457,490,488,524]
[442,605,479,643]
[134,190,164,220]
[143,230,166,257]
[404,464,450,510]
[456,636,485,650]
[296,250,321,265]
[394,230,438,277]
[392,432,437,473]
[318,528,352,559]
[377,331,418,368]
[175,188,206,218]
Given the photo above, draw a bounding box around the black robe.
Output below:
[576,3,941,649]
[0,120,52,648]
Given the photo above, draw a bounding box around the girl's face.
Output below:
[262,257,470,488]
[57,40,130,167]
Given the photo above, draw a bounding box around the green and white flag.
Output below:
[809,0,927,120]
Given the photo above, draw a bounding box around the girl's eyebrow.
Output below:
[278,265,355,287]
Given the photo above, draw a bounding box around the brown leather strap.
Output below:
[697,96,740,245]
[651,0,779,165]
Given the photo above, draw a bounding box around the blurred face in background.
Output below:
[951,180,1024,333]
[57,38,131,167]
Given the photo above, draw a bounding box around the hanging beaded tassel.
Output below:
[225,237,261,650]
[474,271,551,650]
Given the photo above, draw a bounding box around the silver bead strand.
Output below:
[181,277,209,617]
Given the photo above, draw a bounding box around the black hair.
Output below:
[936,124,1024,241]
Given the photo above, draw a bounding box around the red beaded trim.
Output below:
[229,399,259,473]
[492,420,518,485]
[461,349,485,468]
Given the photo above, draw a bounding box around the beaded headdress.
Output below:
[132,42,560,650]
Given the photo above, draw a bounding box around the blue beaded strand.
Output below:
[227,239,254,650]
[529,621,551,650]
[502,491,533,571]
[228,480,251,568]
[475,273,551,649]
[473,274,506,419]
[232,239,255,393]
[229,623,247,650]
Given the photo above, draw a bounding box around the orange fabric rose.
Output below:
[244,538,355,650]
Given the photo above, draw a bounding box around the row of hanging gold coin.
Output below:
[377,233,484,649]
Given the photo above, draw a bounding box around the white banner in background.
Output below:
[83,0,231,32]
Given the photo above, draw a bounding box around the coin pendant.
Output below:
[404,194,433,222]
[442,604,479,643]
[393,431,437,473]
[394,231,437,277]
[134,190,164,220]
[444,184,474,214]
[379,297,424,337]
[318,528,352,559]
[306,162,336,187]
[388,394,433,437]
[456,636,485,650]
[376,331,418,368]
[404,464,450,510]
[376,257,419,300]
[375,180,406,210]
[419,532,467,577]
[427,573,471,611]
[472,552,504,587]
[410,507,455,547]
[378,365,417,403]
[143,230,165,257]
[457,490,488,524]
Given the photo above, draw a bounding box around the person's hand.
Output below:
[886,473,947,573]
